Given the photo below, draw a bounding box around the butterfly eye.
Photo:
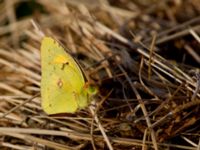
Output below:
[84,83,98,96]
[88,86,98,95]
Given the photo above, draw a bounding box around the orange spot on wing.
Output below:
[57,78,63,88]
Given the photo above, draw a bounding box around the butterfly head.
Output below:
[83,82,98,96]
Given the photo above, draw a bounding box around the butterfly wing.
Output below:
[41,37,88,114]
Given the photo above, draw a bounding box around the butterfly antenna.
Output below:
[31,19,45,38]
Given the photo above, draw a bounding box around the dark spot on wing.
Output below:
[61,61,69,70]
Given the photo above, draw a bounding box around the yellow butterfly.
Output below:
[40,37,97,114]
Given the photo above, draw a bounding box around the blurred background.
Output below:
[0,0,200,150]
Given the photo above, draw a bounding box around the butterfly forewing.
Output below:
[40,37,89,114]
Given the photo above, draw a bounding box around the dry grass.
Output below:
[0,0,200,149]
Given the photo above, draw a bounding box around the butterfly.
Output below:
[40,37,97,114]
